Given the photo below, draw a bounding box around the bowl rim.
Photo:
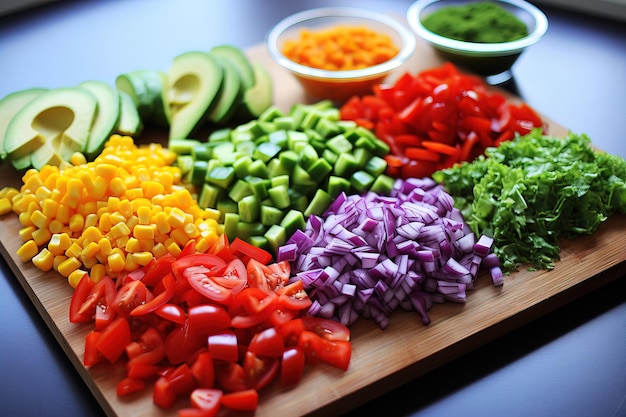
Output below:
[266,7,416,80]
[406,0,549,56]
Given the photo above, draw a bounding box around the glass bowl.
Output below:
[406,0,548,83]
[266,7,416,103]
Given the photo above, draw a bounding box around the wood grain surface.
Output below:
[0,38,624,417]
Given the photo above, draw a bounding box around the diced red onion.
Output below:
[281,178,503,329]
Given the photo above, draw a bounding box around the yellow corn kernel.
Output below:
[65,242,83,258]
[41,198,59,219]
[0,186,18,199]
[125,237,141,253]
[69,213,85,232]
[57,256,82,277]
[84,213,98,228]
[125,187,144,200]
[23,174,44,194]
[167,207,187,229]
[68,269,89,288]
[118,199,133,218]
[109,211,126,226]
[56,204,71,224]
[125,255,139,271]
[154,211,171,234]
[126,215,139,231]
[90,264,106,283]
[139,238,155,252]
[60,178,84,209]
[151,242,168,258]
[109,177,126,196]
[81,255,99,270]
[166,240,181,257]
[95,163,118,180]
[170,228,190,246]
[115,235,130,249]
[110,221,131,239]
[70,152,87,166]
[107,252,126,272]
[194,236,212,254]
[48,233,72,255]
[18,211,33,227]
[17,240,39,262]
[82,226,103,243]
[98,237,113,256]
[133,224,156,240]
[31,248,54,271]
[32,228,52,246]
[184,222,200,239]
[142,181,165,199]
[107,196,120,212]
[0,197,12,215]
[136,205,152,224]
[53,255,68,271]
[78,200,98,217]
[131,251,153,266]
[48,219,64,234]
[98,212,113,232]
[81,241,100,258]
[18,225,36,242]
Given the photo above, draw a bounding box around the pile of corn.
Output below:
[0,134,223,287]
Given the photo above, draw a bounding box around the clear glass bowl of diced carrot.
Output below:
[266,7,416,103]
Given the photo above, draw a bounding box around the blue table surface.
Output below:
[1,1,625,417]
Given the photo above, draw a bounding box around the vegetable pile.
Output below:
[277,177,501,329]
[172,101,395,256]
[70,238,352,415]
[434,130,626,271]
[340,63,545,179]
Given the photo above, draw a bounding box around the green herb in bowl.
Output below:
[422,1,529,43]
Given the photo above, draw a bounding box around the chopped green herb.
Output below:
[433,130,626,271]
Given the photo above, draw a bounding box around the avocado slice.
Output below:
[210,45,255,90]
[241,63,273,118]
[115,89,143,137]
[207,53,244,125]
[79,80,120,159]
[0,88,47,161]
[165,51,224,141]
[4,87,97,169]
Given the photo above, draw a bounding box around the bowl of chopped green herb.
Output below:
[406,0,548,83]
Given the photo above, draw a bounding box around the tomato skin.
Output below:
[280,347,305,386]
[155,303,186,325]
[276,280,312,312]
[83,330,103,366]
[221,389,259,412]
[191,352,215,388]
[208,332,239,362]
[247,327,284,358]
[187,305,231,339]
[243,351,280,391]
[113,280,150,318]
[141,253,176,287]
[229,237,272,265]
[130,272,176,316]
[126,326,166,367]
[96,317,131,363]
[301,316,351,341]
[215,362,249,393]
[190,388,222,415]
[116,376,146,397]
[209,258,247,295]
[69,273,96,323]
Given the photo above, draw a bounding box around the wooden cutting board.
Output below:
[1,38,625,417]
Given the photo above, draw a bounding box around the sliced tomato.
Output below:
[209,258,247,295]
[246,258,289,293]
[220,389,259,412]
[141,253,176,287]
[83,330,103,366]
[317,338,352,371]
[96,317,131,363]
[69,273,96,323]
[276,280,312,312]
[215,362,248,393]
[73,276,116,330]
[187,305,231,339]
[191,351,215,388]
[116,377,146,397]
[185,266,233,305]
[113,280,150,318]
[247,327,284,358]
[190,388,222,415]
[230,289,279,329]
[208,332,239,362]
[155,303,186,325]
[280,347,305,386]
[165,325,204,365]
[131,272,176,316]
[242,351,279,391]
[301,316,351,341]
[126,326,166,367]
